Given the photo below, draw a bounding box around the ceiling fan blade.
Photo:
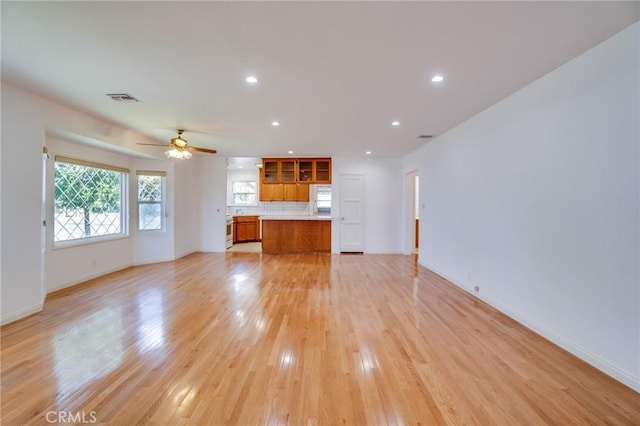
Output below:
[188,146,217,154]
[137,143,170,147]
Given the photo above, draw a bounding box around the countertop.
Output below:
[259,215,332,221]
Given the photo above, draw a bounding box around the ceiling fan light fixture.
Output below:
[165,147,192,160]
[171,136,188,148]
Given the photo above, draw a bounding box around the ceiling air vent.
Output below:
[106,93,141,103]
[417,135,433,139]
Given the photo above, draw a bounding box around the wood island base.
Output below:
[261,219,331,253]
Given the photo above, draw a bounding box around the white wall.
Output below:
[1,84,47,323]
[406,23,639,391]
[132,159,176,265]
[332,157,404,254]
[0,83,221,324]
[173,159,202,259]
[45,137,135,292]
[200,156,228,252]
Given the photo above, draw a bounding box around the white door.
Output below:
[340,174,364,253]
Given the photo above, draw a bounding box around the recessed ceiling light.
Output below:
[431,75,444,83]
[246,75,258,84]
[366,151,372,155]
[272,121,280,126]
[391,121,400,126]
[288,150,294,154]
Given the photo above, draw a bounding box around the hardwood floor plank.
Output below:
[1,252,638,425]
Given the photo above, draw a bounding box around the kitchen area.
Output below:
[226,157,332,253]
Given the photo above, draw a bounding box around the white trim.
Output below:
[137,174,166,232]
[54,155,130,174]
[46,264,133,293]
[52,234,130,250]
[1,302,44,326]
[132,256,175,266]
[174,250,199,260]
[419,260,640,392]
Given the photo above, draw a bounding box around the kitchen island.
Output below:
[260,216,331,253]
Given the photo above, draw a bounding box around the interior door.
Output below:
[340,174,364,253]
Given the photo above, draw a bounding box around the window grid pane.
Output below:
[54,162,124,242]
[232,181,257,205]
[139,203,162,230]
[137,175,164,231]
[138,175,162,202]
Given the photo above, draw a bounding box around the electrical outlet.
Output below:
[92,258,97,266]
[474,286,479,293]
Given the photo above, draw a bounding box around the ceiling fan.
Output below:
[138,129,217,160]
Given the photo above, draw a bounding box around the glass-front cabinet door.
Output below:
[280,160,296,182]
[315,159,331,183]
[298,160,313,182]
[263,160,279,183]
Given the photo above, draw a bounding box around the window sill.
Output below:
[53,234,130,250]
[137,228,166,234]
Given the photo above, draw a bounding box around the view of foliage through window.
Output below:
[232,181,257,205]
[54,162,124,242]
[138,175,163,230]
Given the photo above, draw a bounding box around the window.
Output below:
[137,171,166,231]
[54,156,128,243]
[316,185,332,215]
[232,181,257,205]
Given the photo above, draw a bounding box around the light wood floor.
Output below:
[2,253,638,425]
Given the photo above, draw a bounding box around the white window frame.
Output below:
[316,185,332,215]
[53,156,129,248]
[231,180,258,206]
[137,171,166,232]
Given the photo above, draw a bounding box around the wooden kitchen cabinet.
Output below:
[314,159,331,183]
[284,183,309,201]
[259,158,328,201]
[263,158,331,184]
[261,219,331,253]
[297,158,332,183]
[260,182,309,202]
[262,159,297,183]
[233,216,260,243]
[260,182,284,201]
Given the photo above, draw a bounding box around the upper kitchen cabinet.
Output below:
[263,158,331,184]
[262,159,297,183]
[263,160,279,183]
[297,158,331,184]
[280,160,296,182]
[315,159,331,183]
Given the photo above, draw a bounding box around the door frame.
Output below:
[404,170,419,256]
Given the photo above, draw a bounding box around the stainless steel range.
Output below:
[225,215,233,249]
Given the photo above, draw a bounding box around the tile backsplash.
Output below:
[227,202,312,216]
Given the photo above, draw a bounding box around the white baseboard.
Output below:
[420,260,640,393]
[174,250,198,260]
[1,301,44,326]
[47,264,133,293]
[132,256,175,266]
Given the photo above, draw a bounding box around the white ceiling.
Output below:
[2,2,638,158]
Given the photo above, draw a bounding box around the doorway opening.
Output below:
[405,171,419,256]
